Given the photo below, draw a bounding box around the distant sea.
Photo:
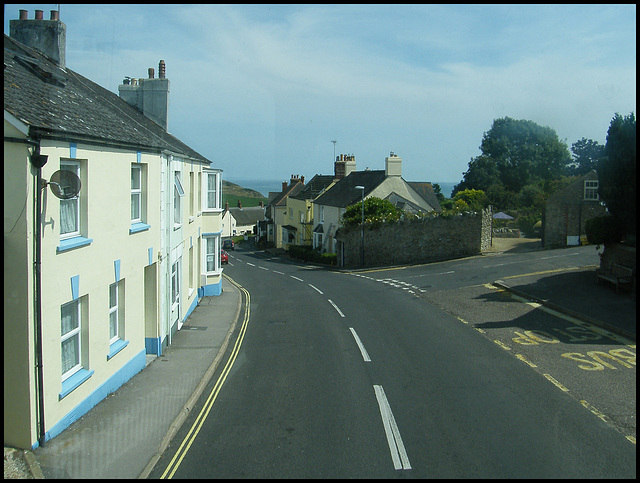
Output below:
[226,178,457,199]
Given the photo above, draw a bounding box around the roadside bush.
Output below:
[288,245,336,265]
[517,213,540,237]
[585,215,625,246]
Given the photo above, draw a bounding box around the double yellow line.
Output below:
[160,275,250,479]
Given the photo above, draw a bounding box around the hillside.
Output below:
[222,180,265,198]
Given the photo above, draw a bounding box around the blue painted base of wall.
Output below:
[200,280,222,297]
[145,337,162,356]
[35,348,147,449]
[183,293,199,320]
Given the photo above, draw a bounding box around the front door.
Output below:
[171,259,182,331]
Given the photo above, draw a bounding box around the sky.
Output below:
[4,4,636,185]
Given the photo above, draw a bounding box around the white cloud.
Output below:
[4,4,635,182]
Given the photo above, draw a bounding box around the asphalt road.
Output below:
[150,244,635,478]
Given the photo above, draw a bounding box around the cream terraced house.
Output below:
[4,10,223,450]
[312,153,440,254]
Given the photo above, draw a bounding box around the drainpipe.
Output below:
[30,142,48,447]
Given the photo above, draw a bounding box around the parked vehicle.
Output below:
[221,250,229,264]
[223,239,235,251]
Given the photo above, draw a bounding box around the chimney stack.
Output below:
[10,9,66,68]
[385,151,402,177]
[119,60,170,130]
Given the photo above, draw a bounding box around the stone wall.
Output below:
[336,208,492,268]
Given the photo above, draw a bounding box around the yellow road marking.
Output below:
[494,340,511,351]
[580,400,610,423]
[515,354,537,367]
[501,266,596,280]
[543,374,569,392]
[161,275,251,479]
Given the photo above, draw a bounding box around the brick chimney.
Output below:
[119,59,170,130]
[10,9,66,68]
[335,154,356,179]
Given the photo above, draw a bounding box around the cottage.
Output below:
[222,200,265,238]
[312,152,439,253]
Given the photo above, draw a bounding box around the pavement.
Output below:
[8,243,636,479]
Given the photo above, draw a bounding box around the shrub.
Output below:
[288,245,336,265]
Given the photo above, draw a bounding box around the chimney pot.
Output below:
[19,9,28,20]
[148,67,155,79]
[159,60,166,79]
[35,10,43,20]
[237,200,242,208]
[50,10,59,21]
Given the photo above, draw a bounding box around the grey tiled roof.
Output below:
[407,182,442,212]
[228,206,265,226]
[290,174,335,201]
[4,34,210,164]
[269,180,305,207]
[313,170,387,208]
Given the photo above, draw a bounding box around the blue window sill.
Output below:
[107,339,129,360]
[57,236,93,253]
[130,222,151,234]
[59,368,94,400]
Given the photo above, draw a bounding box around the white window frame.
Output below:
[61,299,82,381]
[174,171,185,226]
[171,260,180,308]
[109,282,119,344]
[189,171,195,217]
[584,180,599,201]
[131,164,142,223]
[60,160,81,239]
[203,235,221,274]
[202,170,221,211]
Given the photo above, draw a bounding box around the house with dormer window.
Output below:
[4,10,222,450]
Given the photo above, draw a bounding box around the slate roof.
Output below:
[228,206,265,226]
[313,170,387,208]
[268,180,305,207]
[407,182,442,212]
[290,174,335,201]
[4,34,210,164]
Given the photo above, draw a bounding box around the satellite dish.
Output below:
[47,170,81,199]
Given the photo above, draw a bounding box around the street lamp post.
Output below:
[355,186,365,266]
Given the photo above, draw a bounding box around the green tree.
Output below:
[485,183,518,209]
[567,138,605,176]
[518,183,545,211]
[459,117,571,194]
[432,183,445,202]
[454,154,500,195]
[341,197,401,227]
[452,188,489,212]
[598,112,636,238]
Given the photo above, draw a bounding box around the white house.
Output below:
[4,10,223,450]
[312,153,439,253]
